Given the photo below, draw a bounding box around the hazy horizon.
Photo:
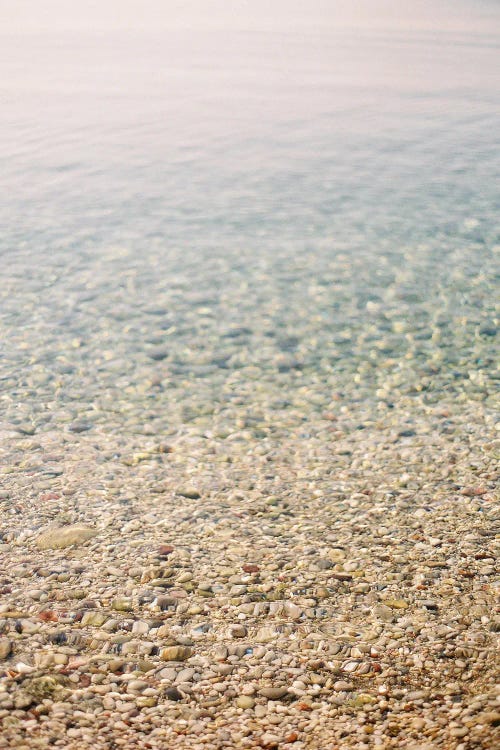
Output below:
[1,0,499,34]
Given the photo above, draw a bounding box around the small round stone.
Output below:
[236,695,255,709]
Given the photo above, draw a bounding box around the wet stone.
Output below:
[36,525,99,550]
[176,487,201,499]
[0,639,12,660]
[259,687,289,700]
[164,687,183,702]
[159,646,193,662]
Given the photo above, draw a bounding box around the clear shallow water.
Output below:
[0,3,499,436]
[1,4,499,252]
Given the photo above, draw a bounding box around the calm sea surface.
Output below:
[0,3,498,435]
[2,5,499,252]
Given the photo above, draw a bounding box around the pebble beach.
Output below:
[0,237,498,749]
[1,3,499,748]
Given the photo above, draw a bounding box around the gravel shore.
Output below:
[0,240,498,748]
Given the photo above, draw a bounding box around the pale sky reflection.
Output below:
[1,0,498,34]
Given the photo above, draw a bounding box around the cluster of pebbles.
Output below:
[0,237,498,748]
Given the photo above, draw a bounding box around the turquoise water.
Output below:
[0,3,498,434]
